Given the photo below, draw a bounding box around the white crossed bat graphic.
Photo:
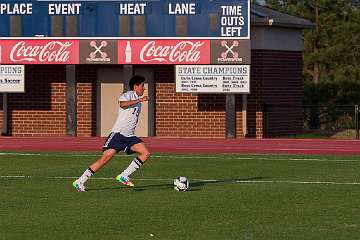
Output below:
[89,41,108,59]
[221,40,239,59]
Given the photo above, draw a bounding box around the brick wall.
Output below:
[76,65,97,136]
[256,111,264,138]
[155,66,226,137]
[2,65,98,137]
[7,65,66,136]
[235,96,245,138]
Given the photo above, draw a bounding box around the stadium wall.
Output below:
[0,50,303,138]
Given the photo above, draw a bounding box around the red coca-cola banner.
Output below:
[0,40,79,64]
[0,39,214,65]
[118,40,210,64]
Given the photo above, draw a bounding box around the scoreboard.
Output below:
[0,0,250,38]
[0,0,251,93]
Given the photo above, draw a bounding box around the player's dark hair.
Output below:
[129,75,145,90]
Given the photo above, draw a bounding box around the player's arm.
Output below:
[119,96,149,109]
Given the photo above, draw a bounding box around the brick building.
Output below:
[0,4,313,138]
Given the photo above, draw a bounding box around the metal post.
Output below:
[2,93,8,135]
[66,65,77,136]
[355,105,359,140]
[226,94,236,138]
[263,102,268,138]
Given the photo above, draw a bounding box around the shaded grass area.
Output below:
[0,152,360,240]
[287,129,358,139]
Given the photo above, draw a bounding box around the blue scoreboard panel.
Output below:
[0,0,250,38]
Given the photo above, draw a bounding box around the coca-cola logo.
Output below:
[140,41,204,63]
[10,41,73,63]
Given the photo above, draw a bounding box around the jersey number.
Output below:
[132,107,140,117]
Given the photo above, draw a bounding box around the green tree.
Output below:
[264,0,360,86]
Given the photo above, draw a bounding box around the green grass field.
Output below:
[1,152,360,240]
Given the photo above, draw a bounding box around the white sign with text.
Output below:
[176,65,250,93]
[0,65,25,92]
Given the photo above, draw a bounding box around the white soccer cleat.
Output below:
[72,179,86,192]
[115,175,135,187]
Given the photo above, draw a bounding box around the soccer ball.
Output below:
[173,176,189,191]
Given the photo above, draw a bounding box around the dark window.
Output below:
[119,16,130,36]
[209,13,218,31]
[134,16,146,36]
[10,16,21,36]
[66,16,78,36]
[51,16,63,37]
[176,16,187,36]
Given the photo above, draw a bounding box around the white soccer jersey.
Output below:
[111,90,142,137]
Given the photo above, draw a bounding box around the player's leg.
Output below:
[73,132,121,191]
[89,149,117,172]
[116,142,151,187]
[73,149,117,192]
[130,142,151,162]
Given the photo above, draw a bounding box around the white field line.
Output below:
[1,175,360,185]
[235,180,360,185]
[0,153,42,156]
[0,152,359,162]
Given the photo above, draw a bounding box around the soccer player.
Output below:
[73,75,150,192]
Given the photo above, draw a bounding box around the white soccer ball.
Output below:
[173,176,189,191]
